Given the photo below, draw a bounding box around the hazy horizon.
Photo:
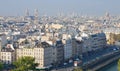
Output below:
[0,0,120,16]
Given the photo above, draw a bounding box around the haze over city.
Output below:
[0,0,120,71]
[0,0,120,16]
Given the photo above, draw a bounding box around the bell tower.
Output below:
[34,9,39,24]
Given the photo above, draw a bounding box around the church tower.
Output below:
[34,9,39,24]
[25,9,29,17]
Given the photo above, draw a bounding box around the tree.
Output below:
[109,33,115,44]
[118,59,120,71]
[0,62,3,71]
[73,67,83,71]
[12,56,38,71]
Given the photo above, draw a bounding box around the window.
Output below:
[8,56,10,59]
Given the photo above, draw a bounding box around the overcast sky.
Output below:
[0,0,119,16]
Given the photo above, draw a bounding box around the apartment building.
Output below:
[52,40,64,65]
[72,37,83,58]
[62,34,72,60]
[0,44,15,65]
[82,33,106,52]
[16,42,53,69]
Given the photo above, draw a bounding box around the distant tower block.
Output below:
[105,12,110,17]
[34,9,39,18]
[105,12,110,20]
[103,12,111,24]
[25,9,29,17]
[34,9,39,24]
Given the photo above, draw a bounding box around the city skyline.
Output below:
[0,1,120,70]
[0,0,120,16]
